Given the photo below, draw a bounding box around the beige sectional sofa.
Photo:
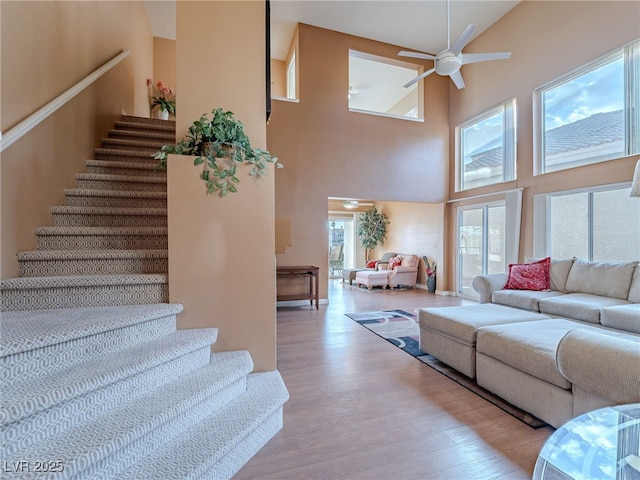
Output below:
[419,258,640,428]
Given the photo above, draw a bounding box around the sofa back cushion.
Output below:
[565,259,639,300]
[628,266,640,303]
[399,254,419,269]
[526,257,575,292]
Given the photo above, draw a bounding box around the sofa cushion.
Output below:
[419,304,550,346]
[492,289,565,312]
[477,318,598,389]
[565,259,638,300]
[628,266,640,303]
[526,257,576,292]
[399,254,419,268]
[600,304,640,334]
[505,257,550,291]
[539,293,630,324]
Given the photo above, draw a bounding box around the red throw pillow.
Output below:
[388,256,402,269]
[366,260,377,268]
[505,257,551,291]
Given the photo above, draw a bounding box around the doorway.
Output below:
[328,218,356,278]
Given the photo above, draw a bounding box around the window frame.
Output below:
[533,182,638,261]
[533,39,639,176]
[455,99,517,192]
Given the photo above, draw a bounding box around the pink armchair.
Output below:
[383,254,419,289]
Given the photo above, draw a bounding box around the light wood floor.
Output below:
[235,279,555,480]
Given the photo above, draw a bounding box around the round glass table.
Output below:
[533,403,640,480]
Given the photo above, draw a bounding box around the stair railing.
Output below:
[0,49,130,154]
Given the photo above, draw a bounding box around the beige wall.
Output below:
[152,37,177,118]
[1,1,153,278]
[444,0,640,292]
[170,1,276,371]
[372,201,443,288]
[268,24,450,300]
[270,59,286,99]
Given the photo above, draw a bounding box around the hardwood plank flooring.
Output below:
[235,279,554,479]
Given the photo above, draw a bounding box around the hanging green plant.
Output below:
[154,108,282,196]
[357,206,390,261]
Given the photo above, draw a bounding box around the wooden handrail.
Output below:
[0,49,130,153]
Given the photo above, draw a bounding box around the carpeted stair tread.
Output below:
[1,328,218,427]
[76,173,166,185]
[65,188,166,199]
[114,121,175,133]
[5,351,253,479]
[120,115,176,126]
[107,129,175,142]
[101,138,167,150]
[86,159,166,174]
[0,303,181,357]
[118,371,289,480]
[17,249,168,261]
[95,147,157,158]
[35,226,167,235]
[1,273,168,289]
[51,205,167,217]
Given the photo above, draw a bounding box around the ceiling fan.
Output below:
[398,0,511,89]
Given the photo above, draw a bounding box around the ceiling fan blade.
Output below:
[449,24,476,55]
[398,50,437,61]
[460,52,512,65]
[403,68,436,88]
[449,70,465,89]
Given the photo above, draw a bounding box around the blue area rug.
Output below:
[346,309,547,428]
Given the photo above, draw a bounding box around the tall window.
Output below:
[534,39,639,174]
[457,202,507,297]
[534,184,640,262]
[348,50,423,120]
[286,51,296,100]
[456,100,516,191]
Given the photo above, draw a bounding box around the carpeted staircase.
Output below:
[0,116,289,478]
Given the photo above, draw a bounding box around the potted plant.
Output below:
[357,206,390,261]
[149,80,176,119]
[154,108,282,196]
[423,256,437,293]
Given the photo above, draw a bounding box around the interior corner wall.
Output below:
[153,37,177,117]
[371,201,443,288]
[268,24,450,301]
[171,1,276,372]
[0,1,153,279]
[445,0,640,292]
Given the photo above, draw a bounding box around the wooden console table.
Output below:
[276,266,319,309]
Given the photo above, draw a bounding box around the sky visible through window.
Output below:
[543,55,624,130]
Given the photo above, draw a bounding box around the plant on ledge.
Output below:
[357,206,390,261]
[154,108,282,196]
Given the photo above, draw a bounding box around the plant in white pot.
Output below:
[154,108,281,196]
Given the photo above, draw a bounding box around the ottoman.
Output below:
[342,268,371,285]
[355,270,389,289]
[418,303,550,378]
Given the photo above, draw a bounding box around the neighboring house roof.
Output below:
[464,109,624,172]
[545,109,623,155]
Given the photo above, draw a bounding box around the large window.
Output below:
[535,40,639,174]
[456,100,516,191]
[534,184,640,262]
[348,50,423,120]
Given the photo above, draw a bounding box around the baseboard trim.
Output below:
[276,298,329,308]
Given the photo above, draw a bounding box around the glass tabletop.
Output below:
[533,403,640,480]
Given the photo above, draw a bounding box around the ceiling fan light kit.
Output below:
[399,0,511,89]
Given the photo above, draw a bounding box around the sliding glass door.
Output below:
[457,203,506,297]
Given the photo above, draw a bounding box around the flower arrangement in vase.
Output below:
[423,256,437,293]
[148,79,175,119]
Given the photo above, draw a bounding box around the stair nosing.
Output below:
[0,303,182,357]
[65,188,167,199]
[17,249,168,261]
[1,329,219,427]
[0,274,168,290]
[76,173,166,184]
[51,206,167,216]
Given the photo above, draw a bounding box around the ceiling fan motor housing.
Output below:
[435,53,462,76]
